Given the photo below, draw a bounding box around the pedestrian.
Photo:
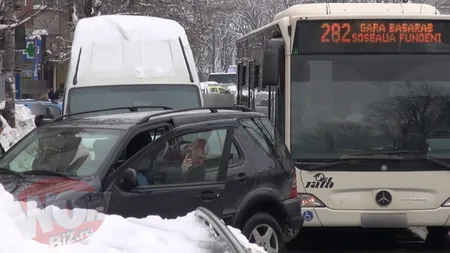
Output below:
[47,87,57,100]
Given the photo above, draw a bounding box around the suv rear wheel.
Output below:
[242,212,284,253]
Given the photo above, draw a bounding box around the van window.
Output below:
[67,85,201,115]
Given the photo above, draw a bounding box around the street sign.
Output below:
[23,41,35,60]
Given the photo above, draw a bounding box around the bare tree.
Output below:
[0,0,56,126]
[366,82,450,149]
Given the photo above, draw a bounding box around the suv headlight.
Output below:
[442,198,450,207]
[299,193,325,207]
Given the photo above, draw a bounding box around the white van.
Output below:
[63,15,202,115]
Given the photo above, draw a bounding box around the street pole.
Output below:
[2,1,16,127]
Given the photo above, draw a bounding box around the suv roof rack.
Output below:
[52,106,173,123]
[136,105,254,125]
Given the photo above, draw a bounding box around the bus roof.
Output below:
[273,3,439,21]
[66,15,199,87]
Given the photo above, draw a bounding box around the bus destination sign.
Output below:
[293,20,450,53]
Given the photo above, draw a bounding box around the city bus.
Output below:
[236,3,450,243]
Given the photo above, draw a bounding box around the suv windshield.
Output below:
[67,84,201,115]
[0,127,123,177]
[290,54,450,160]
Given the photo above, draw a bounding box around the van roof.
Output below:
[65,15,198,88]
[75,15,186,42]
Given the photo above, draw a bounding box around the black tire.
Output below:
[242,212,285,253]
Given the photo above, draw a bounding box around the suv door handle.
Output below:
[197,191,220,200]
[236,172,248,183]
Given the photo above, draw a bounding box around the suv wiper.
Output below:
[345,151,450,170]
[22,170,79,180]
[0,168,24,178]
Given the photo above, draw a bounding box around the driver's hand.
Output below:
[181,155,192,172]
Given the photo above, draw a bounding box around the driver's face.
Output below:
[190,146,206,166]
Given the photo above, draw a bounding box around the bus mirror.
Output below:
[262,38,284,87]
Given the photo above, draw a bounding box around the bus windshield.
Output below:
[67,84,201,115]
[290,19,450,160]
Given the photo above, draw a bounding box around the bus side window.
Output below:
[248,60,255,109]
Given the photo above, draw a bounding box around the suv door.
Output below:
[106,121,235,219]
[221,127,257,224]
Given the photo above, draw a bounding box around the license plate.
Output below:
[361,213,407,228]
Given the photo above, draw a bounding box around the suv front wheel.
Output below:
[242,212,284,253]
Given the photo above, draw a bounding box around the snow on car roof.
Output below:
[0,184,265,253]
[67,15,195,86]
[75,15,186,42]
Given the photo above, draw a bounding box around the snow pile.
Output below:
[0,183,265,253]
[0,103,36,151]
[228,226,266,253]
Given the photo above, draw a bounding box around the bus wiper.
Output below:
[0,168,24,178]
[306,155,404,171]
[23,170,79,180]
[348,151,450,170]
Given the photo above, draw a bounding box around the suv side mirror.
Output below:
[262,38,285,88]
[122,168,138,189]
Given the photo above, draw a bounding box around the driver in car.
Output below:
[180,138,209,182]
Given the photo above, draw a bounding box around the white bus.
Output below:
[236,2,450,242]
[64,15,202,115]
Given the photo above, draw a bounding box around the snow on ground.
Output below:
[0,103,36,151]
[0,183,265,253]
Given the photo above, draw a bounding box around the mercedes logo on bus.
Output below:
[375,190,392,207]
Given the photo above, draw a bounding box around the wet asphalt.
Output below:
[286,227,450,253]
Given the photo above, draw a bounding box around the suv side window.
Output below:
[117,125,171,164]
[135,129,227,186]
[217,128,242,166]
[240,117,287,158]
[260,117,290,158]
[229,142,243,166]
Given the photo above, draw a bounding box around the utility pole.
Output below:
[2,0,17,127]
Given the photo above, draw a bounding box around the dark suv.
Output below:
[0,106,303,253]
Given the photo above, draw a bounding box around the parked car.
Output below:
[15,99,62,119]
[0,106,302,253]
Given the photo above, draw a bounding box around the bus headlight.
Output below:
[299,193,325,207]
[442,198,450,207]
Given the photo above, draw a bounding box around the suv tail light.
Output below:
[299,194,325,207]
[289,169,298,198]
